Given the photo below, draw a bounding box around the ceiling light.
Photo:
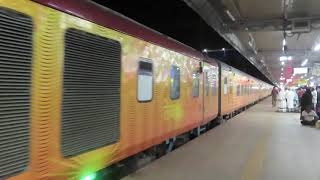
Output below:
[279,56,292,61]
[225,10,236,21]
[222,48,225,51]
[281,61,285,65]
[283,39,286,46]
[203,49,207,53]
[281,68,284,71]
[301,59,308,66]
[280,56,287,61]
[314,44,320,51]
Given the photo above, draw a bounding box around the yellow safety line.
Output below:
[241,119,273,180]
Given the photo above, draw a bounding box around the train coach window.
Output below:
[192,72,200,97]
[137,60,153,102]
[212,74,217,96]
[241,85,244,96]
[245,85,248,95]
[62,29,121,157]
[229,81,233,95]
[223,77,228,95]
[245,85,247,95]
[237,85,240,96]
[170,65,180,100]
[205,72,210,96]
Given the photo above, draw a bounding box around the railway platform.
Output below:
[122,97,320,180]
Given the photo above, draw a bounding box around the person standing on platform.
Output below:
[277,88,287,112]
[293,89,299,110]
[300,88,313,115]
[286,89,295,112]
[311,87,317,109]
[271,87,278,107]
[297,88,304,103]
[316,86,320,116]
[285,88,290,110]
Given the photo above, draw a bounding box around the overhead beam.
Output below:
[259,49,311,56]
[227,17,320,32]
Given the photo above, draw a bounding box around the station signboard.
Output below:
[312,63,320,76]
[293,67,308,74]
[296,79,308,85]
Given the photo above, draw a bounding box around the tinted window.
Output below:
[237,85,240,96]
[205,72,210,96]
[137,60,153,102]
[170,66,180,100]
[223,77,228,95]
[192,72,200,97]
[212,74,217,96]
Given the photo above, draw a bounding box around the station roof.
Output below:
[184,0,320,86]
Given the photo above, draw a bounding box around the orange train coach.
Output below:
[0,0,272,180]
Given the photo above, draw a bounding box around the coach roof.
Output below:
[32,0,203,60]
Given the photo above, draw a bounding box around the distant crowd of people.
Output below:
[271,87,299,112]
[271,86,320,126]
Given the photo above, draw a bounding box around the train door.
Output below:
[199,67,204,125]
[220,66,233,115]
[191,61,204,127]
[202,63,219,124]
[222,69,229,114]
[203,65,210,124]
[229,72,234,106]
[223,72,228,105]
[199,62,210,125]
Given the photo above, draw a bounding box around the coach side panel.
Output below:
[1,1,204,180]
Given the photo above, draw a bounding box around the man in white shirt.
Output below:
[301,105,318,126]
[286,89,295,112]
[277,88,287,112]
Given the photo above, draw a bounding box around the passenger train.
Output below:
[0,0,272,179]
